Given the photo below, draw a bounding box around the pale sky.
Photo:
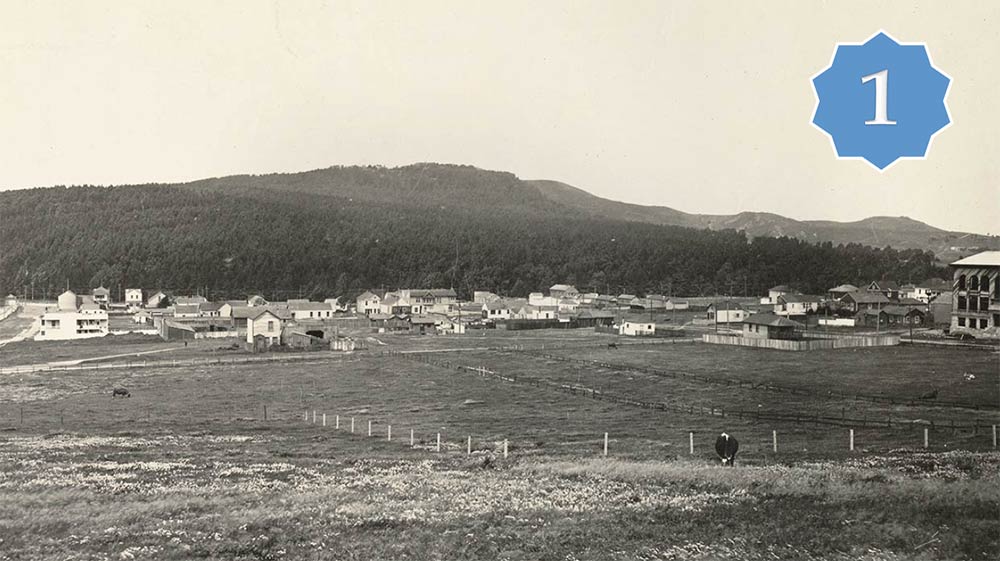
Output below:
[2,1,997,234]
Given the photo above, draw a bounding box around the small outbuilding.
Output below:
[741,313,803,340]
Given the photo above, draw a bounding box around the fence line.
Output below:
[385,351,999,432]
[496,347,996,412]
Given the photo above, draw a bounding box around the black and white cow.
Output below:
[715,432,739,466]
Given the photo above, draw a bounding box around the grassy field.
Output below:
[1,331,998,559]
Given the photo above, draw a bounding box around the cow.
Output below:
[607,342,618,349]
[715,432,739,467]
[918,389,938,400]
[111,387,131,398]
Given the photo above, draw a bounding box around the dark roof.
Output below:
[248,308,283,321]
[707,300,745,310]
[869,281,900,291]
[200,302,224,312]
[742,313,803,328]
[778,293,823,303]
[842,291,891,304]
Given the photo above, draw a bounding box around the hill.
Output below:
[0,164,949,300]
[525,180,999,260]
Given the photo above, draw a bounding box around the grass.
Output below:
[1,330,998,559]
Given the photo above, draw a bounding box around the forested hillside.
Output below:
[0,164,947,300]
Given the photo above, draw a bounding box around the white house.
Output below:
[664,299,689,311]
[125,289,143,307]
[474,291,500,304]
[513,304,557,320]
[706,301,747,324]
[36,290,109,341]
[355,291,382,316]
[550,284,579,299]
[289,301,335,320]
[775,294,822,317]
[173,304,202,318]
[482,300,511,320]
[760,285,792,305]
[92,286,110,307]
[620,321,656,336]
[246,309,283,346]
[147,291,168,308]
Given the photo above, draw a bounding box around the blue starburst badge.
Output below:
[811,31,951,171]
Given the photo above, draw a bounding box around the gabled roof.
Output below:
[288,301,332,311]
[742,313,803,327]
[897,297,926,306]
[92,286,110,296]
[868,280,900,291]
[248,308,282,321]
[356,291,379,300]
[174,304,201,315]
[828,284,859,293]
[200,302,224,312]
[618,294,636,300]
[381,295,400,306]
[841,291,891,304]
[550,284,578,292]
[707,300,745,310]
[483,301,510,311]
[950,251,1000,267]
[233,306,291,320]
[576,309,615,319]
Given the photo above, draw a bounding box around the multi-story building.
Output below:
[125,288,143,307]
[36,290,109,341]
[950,251,999,337]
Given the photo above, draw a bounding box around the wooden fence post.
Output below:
[689,432,694,455]
[436,433,441,452]
[368,420,372,437]
[849,429,855,451]
[263,405,267,420]
[923,427,928,449]
[603,432,609,456]
[993,425,997,448]
[335,415,339,429]
[388,425,392,441]
[503,439,508,459]
[410,429,414,447]
[772,430,777,453]
[467,436,472,455]
[322,413,326,427]
[351,417,355,433]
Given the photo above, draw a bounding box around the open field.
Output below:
[1,332,998,559]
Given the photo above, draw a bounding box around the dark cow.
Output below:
[111,387,131,398]
[715,432,739,466]
[607,342,618,349]
[918,389,938,400]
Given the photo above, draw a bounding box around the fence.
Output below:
[503,347,996,412]
[702,333,899,351]
[385,351,1000,432]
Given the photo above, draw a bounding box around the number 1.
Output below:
[861,69,896,125]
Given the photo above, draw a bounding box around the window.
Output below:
[267,320,274,331]
[970,298,979,312]
[958,275,966,290]
[957,296,966,310]
[982,297,991,311]
[958,317,966,327]
[980,319,989,329]
[969,275,979,291]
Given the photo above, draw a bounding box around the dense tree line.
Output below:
[0,166,947,301]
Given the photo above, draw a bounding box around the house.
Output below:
[218,300,247,318]
[839,291,891,313]
[558,298,580,313]
[904,279,951,303]
[512,304,557,320]
[399,288,458,313]
[175,295,208,305]
[620,321,655,336]
[173,304,202,318]
[246,309,283,346]
[827,284,858,300]
[867,281,901,301]
[36,290,109,341]
[232,306,290,331]
[574,309,615,327]
[409,315,438,334]
[368,313,412,333]
[289,301,335,321]
[617,294,636,308]
[855,306,925,328]
[706,301,747,324]
[92,286,110,307]
[664,299,689,311]
[125,288,143,307]
[775,294,822,317]
[741,313,802,340]
[147,291,168,308]
[761,285,792,305]
[356,291,382,316]
[579,292,600,305]
[482,300,511,320]
[474,291,501,304]
[549,284,579,299]
[949,251,1000,337]
[133,310,152,324]
[200,302,224,317]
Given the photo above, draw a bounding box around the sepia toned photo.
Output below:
[0,2,997,560]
